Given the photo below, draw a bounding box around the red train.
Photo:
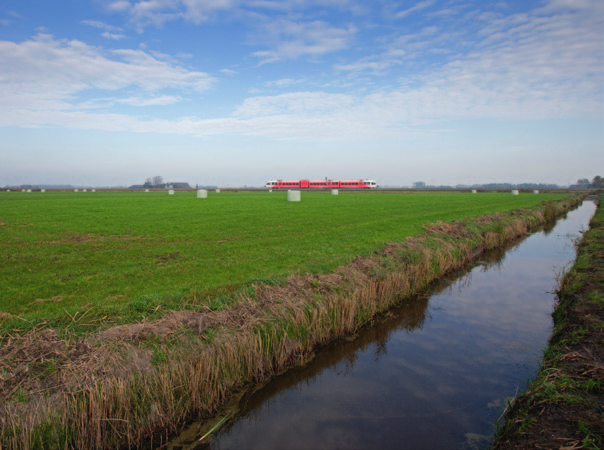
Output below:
[266,179,377,189]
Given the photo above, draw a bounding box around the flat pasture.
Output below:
[0,190,567,333]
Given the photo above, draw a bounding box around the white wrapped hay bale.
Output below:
[197,189,208,198]
[331,189,338,195]
[288,190,301,202]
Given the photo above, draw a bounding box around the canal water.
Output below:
[172,201,596,450]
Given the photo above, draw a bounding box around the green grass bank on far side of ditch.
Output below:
[492,193,603,450]
[0,190,569,334]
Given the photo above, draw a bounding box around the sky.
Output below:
[0,0,602,187]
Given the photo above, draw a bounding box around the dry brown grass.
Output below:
[45,234,142,246]
[0,194,585,450]
[31,297,63,305]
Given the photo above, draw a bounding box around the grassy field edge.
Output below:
[491,193,603,450]
[0,194,586,449]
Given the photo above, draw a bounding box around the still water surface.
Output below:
[174,201,596,450]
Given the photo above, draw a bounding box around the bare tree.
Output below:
[152,176,164,187]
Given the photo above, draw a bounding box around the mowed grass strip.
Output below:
[0,190,567,332]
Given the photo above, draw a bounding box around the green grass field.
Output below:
[0,190,568,333]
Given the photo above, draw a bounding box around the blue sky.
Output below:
[0,0,602,187]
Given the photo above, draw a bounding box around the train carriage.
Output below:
[266,179,377,189]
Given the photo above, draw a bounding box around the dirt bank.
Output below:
[492,194,603,450]
[0,195,586,449]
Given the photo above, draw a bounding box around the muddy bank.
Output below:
[0,195,585,449]
[492,194,603,450]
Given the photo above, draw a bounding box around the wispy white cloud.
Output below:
[82,20,127,39]
[220,68,238,75]
[247,0,357,12]
[6,10,23,18]
[100,0,356,68]
[251,19,356,64]
[429,5,466,18]
[76,97,117,109]
[0,33,214,122]
[106,0,361,27]
[234,92,354,117]
[334,56,403,74]
[117,95,183,106]
[108,1,132,12]
[77,95,183,108]
[1,9,23,25]
[334,25,446,74]
[107,0,238,27]
[394,0,436,19]
[265,78,304,87]
[1,0,601,144]
[81,19,123,32]
[102,32,127,40]
[540,0,604,12]
[180,0,238,23]
[126,1,182,28]
[148,49,184,64]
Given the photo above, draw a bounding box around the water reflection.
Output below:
[240,294,432,415]
[172,201,596,450]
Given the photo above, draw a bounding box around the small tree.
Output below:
[412,181,426,189]
[152,176,164,187]
[592,175,603,188]
[577,178,591,187]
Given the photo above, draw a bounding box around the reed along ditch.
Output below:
[168,200,597,450]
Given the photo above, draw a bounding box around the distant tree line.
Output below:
[474,183,559,189]
[143,176,164,188]
[410,176,603,189]
[572,176,603,189]
[132,176,190,189]
[413,181,561,189]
